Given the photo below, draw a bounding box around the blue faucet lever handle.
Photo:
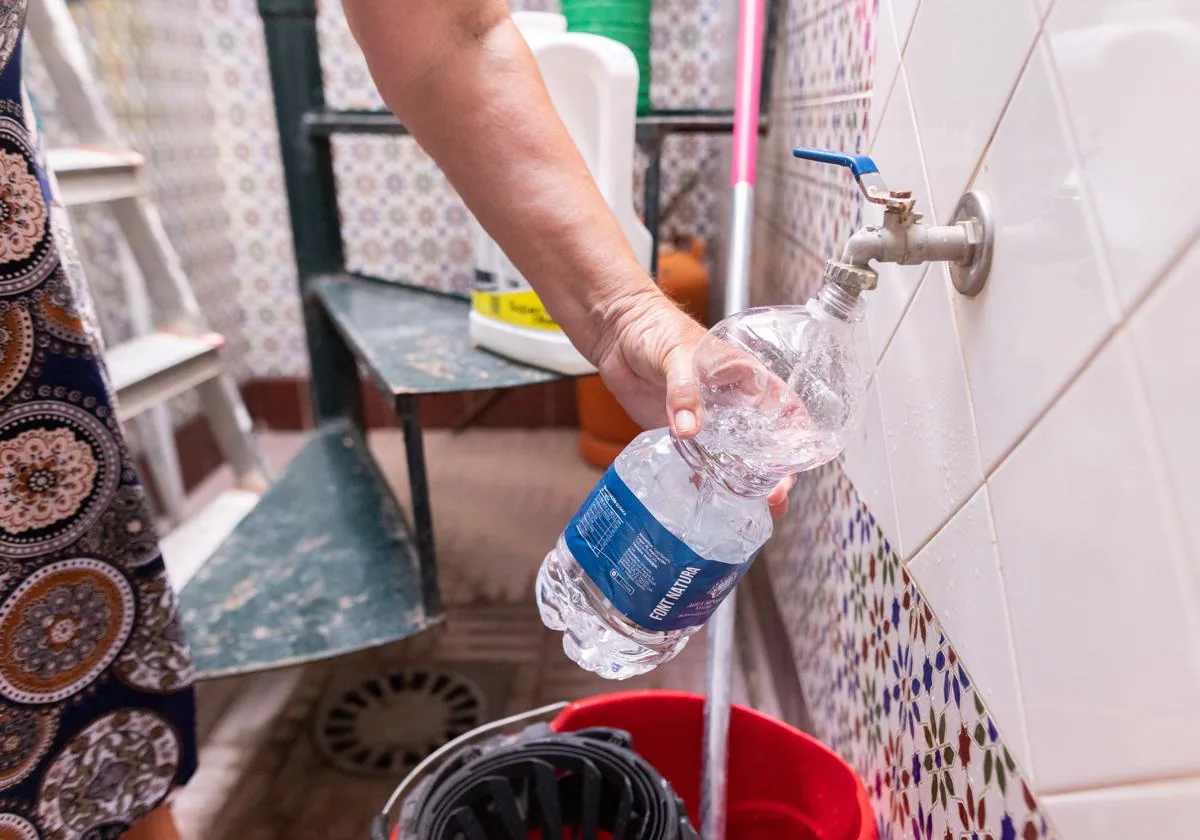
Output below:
[792,148,879,179]
[792,147,893,204]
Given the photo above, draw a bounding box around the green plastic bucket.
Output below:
[561,0,653,114]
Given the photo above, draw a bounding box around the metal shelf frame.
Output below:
[294,4,778,278]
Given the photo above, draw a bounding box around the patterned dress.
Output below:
[0,4,198,838]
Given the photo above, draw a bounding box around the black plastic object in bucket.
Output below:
[373,692,877,840]
[372,703,697,840]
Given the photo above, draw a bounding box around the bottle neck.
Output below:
[671,435,781,498]
[814,281,866,322]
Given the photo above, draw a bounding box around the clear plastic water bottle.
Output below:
[536,278,871,678]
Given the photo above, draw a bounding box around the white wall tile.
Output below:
[989,333,1200,792]
[908,486,1031,775]
[1046,0,1200,312]
[867,0,903,149]
[864,71,933,362]
[877,266,982,557]
[1044,779,1200,840]
[841,379,901,556]
[953,42,1119,472]
[1129,241,1200,569]
[905,0,1039,222]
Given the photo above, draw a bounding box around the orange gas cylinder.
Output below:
[577,239,711,469]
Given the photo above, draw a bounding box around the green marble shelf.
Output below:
[313,274,566,405]
[179,422,442,678]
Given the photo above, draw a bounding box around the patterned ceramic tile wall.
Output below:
[767,462,1058,840]
[24,0,308,378]
[22,0,251,416]
[750,0,872,309]
[68,0,241,366]
[199,0,306,377]
[28,0,737,380]
[22,36,134,347]
[317,0,727,292]
[331,134,476,296]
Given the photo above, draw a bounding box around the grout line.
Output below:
[942,273,988,535]
[1119,325,1200,674]
[1113,218,1200,320]
[900,486,976,565]
[896,0,924,56]
[902,321,1126,564]
[891,5,1191,559]
[982,217,1199,485]
[901,544,1039,786]
[871,265,927,366]
[771,90,873,109]
[946,20,1043,225]
[1038,29,1124,322]
[904,224,1197,563]
[867,0,903,153]
[786,2,858,35]
[860,368,902,557]
[773,0,1200,578]
[1041,770,1200,800]
[866,77,900,157]
[976,483,1037,786]
[1036,0,1200,642]
[869,65,935,365]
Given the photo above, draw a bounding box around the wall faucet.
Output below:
[792,148,995,297]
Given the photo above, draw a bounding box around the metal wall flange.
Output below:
[948,190,995,297]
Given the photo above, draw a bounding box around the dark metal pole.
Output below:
[258,0,359,426]
[399,395,442,615]
[642,134,665,278]
[759,0,781,116]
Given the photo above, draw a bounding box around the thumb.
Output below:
[665,345,702,439]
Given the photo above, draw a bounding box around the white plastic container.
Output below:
[468,11,652,375]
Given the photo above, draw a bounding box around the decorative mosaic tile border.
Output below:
[766,463,1059,840]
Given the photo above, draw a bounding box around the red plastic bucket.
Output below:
[551,690,877,840]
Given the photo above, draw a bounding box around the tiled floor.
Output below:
[171,428,744,840]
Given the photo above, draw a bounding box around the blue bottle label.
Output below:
[565,466,751,632]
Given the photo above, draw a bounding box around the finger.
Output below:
[697,338,808,423]
[665,346,702,438]
[767,475,797,519]
[769,496,789,518]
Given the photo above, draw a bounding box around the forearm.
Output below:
[342,0,663,363]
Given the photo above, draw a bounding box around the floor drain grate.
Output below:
[314,666,487,777]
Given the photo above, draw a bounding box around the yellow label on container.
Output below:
[472,289,562,331]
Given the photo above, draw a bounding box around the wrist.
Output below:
[581,264,663,365]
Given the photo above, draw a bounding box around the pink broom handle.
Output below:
[731,0,765,187]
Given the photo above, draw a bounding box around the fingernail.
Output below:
[674,410,697,435]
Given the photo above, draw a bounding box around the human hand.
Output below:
[592,291,796,518]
